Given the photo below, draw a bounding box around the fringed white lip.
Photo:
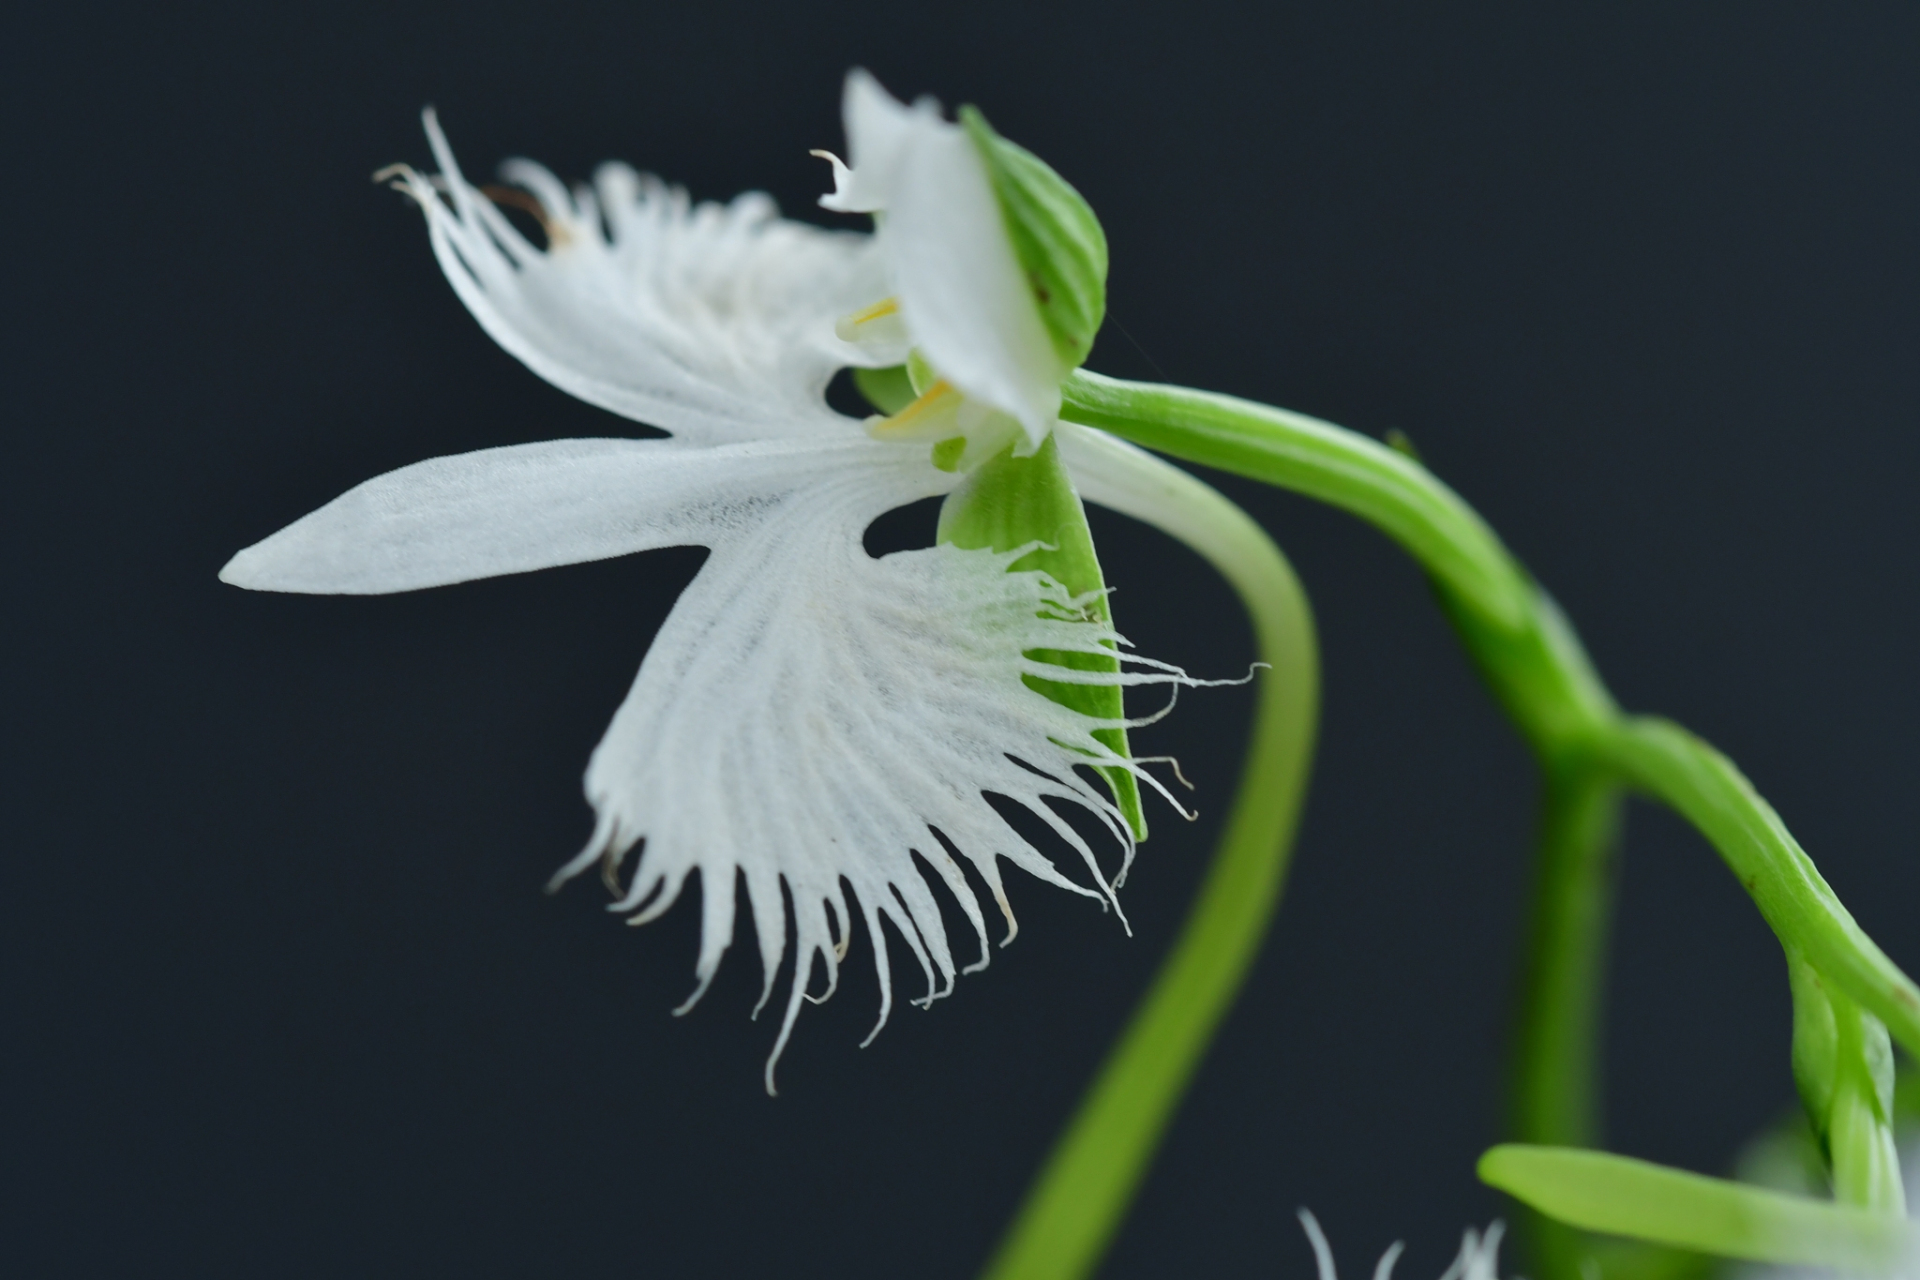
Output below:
[224,92,1246,1092]
[550,507,1223,1091]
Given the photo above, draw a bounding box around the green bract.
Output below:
[960,106,1109,372]
[936,435,1145,841]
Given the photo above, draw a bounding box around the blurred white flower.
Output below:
[222,75,1218,1090]
[1733,1135,1920,1280]
[1296,1210,1508,1280]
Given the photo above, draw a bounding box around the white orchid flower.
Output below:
[221,72,1232,1092]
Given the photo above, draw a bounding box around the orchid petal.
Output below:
[814,73,929,215]
[220,435,922,594]
[822,72,1063,449]
[1296,1211,1508,1280]
[550,459,1205,1092]
[221,96,1230,1092]
[389,111,888,445]
[224,425,1205,1091]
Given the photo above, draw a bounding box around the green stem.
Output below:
[1060,372,1531,636]
[1589,719,1920,1057]
[1058,370,1920,1274]
[979,427,1320,1280]
[1512,765,1619,1150]
[1825,990,1906,1213]
[1510,763,1623,1277]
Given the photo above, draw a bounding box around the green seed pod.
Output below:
[960,106,1109,372]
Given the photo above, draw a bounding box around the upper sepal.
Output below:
[959,106,1108,372]
[818,71,1065,450]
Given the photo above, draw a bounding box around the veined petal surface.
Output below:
[225,96,1220,1091]
[390,112,894,445]
[822,71,1063,449]
[220,435,915,594]
[555,455,1189,1091]
[224,421,1187,1090]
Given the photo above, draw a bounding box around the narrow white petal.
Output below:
[1456,1222,1505,1280]
[815,70,930,214]
[1298,1214,1514,1280]
[390,111,888,444]
[1298,1209,1340,1280]
[555,455,1203,1091]
[824,73,1063,448]
[810,148,859,210]
[220,435,913,594]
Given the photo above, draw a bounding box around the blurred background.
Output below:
[10,2,1917,1275]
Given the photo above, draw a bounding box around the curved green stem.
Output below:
[1059,370,1918,1275]
[1593,719,1920,1055]
[979,427,1320,1280]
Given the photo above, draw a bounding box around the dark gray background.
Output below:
[11,3,1917,1276]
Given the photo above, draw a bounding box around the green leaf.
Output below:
[1478,1144,1915,1272]
[937,433,1144,841]
[959,106,1108,371]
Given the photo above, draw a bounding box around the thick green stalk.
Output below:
[980,428,1320,1280]
[1061,373,1531,636]
[1059,370,1918,1276]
